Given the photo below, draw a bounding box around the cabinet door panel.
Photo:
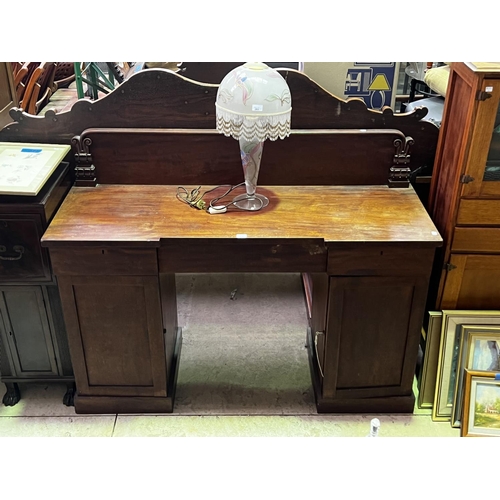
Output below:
[323,276,426,400]
[0,287,59,376]
[57,275,167,397]
[441,254,500,309]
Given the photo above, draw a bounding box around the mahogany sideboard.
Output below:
[40,127,441,414]
[0,67,442,412]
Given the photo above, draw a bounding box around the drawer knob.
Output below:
[0,245,25,261]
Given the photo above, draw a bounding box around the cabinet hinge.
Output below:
[460,174,475,184]
[444,263,457,271]
[476,90,492,101]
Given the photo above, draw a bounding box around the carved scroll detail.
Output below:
[389,136,414,188]
[72,135,96,186]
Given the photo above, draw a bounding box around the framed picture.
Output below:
[433,310,500,422]
[417,311,442,409]
[452,325,500,428]
[461,369,500,437]
[0,142,70,196]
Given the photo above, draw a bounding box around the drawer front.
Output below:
[327,243,436,276]
[159,239,327,273]
[452,227,500,253]
[457,199,500,225]
[49,247,158,276]
[0,214,51,282]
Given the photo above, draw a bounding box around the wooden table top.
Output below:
[41,184,442,247]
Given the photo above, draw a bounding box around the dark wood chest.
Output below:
[0,161,74,406]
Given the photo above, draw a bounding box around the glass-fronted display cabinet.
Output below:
[428,62,500,311]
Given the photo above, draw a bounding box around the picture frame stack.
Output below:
[418,310,500,437]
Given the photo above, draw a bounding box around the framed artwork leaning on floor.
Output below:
[462,369,500,437]
[452,325,500,428]
[418,311,442,409]
[433,311,500,422]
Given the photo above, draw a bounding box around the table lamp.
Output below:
[215,62,292,210]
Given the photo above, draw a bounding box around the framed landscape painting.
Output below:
[462,369,500,437]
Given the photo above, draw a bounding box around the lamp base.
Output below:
[233,193,269,211]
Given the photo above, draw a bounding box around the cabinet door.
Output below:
[322,276,427,400]
[461,79,500,198]
[57,275,167,398]
[441,254,500,309]
[0,286,59,377]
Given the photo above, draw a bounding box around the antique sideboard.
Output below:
[0,68,442,413]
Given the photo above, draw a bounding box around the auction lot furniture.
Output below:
[0,68,442,413]
[41,127,441,414]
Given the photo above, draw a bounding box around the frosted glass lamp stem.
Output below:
[233,138,268,211]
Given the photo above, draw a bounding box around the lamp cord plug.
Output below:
[177,183,246,213]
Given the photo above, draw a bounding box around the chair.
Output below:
[53,62,76,89]
[14,62,32,100]
[19,62,57,115]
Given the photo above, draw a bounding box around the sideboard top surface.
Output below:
[41,184,441,247]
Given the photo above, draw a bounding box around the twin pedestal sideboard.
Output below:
[39,183,441,414]
[0,67,444,414]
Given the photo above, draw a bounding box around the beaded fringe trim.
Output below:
[216,109,291,142]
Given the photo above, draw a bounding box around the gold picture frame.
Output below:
[451,325,500,428]
[417,311,442,409]
[461,369,500,437]
[433,310,500,422]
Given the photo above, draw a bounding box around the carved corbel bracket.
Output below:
[72,135,96,186]
[389,136,414,188]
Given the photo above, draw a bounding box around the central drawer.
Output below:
[49,247,158,276]
[159,239,327,273]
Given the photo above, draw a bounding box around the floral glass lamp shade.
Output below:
[215,62,292,210]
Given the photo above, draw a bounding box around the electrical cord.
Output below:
[176,182,262,213]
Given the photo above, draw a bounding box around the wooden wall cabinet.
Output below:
[429,62,500,310]
[0,162,74,406]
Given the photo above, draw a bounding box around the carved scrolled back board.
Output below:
[0,68,438,199]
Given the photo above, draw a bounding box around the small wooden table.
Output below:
[42,183,441,414]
